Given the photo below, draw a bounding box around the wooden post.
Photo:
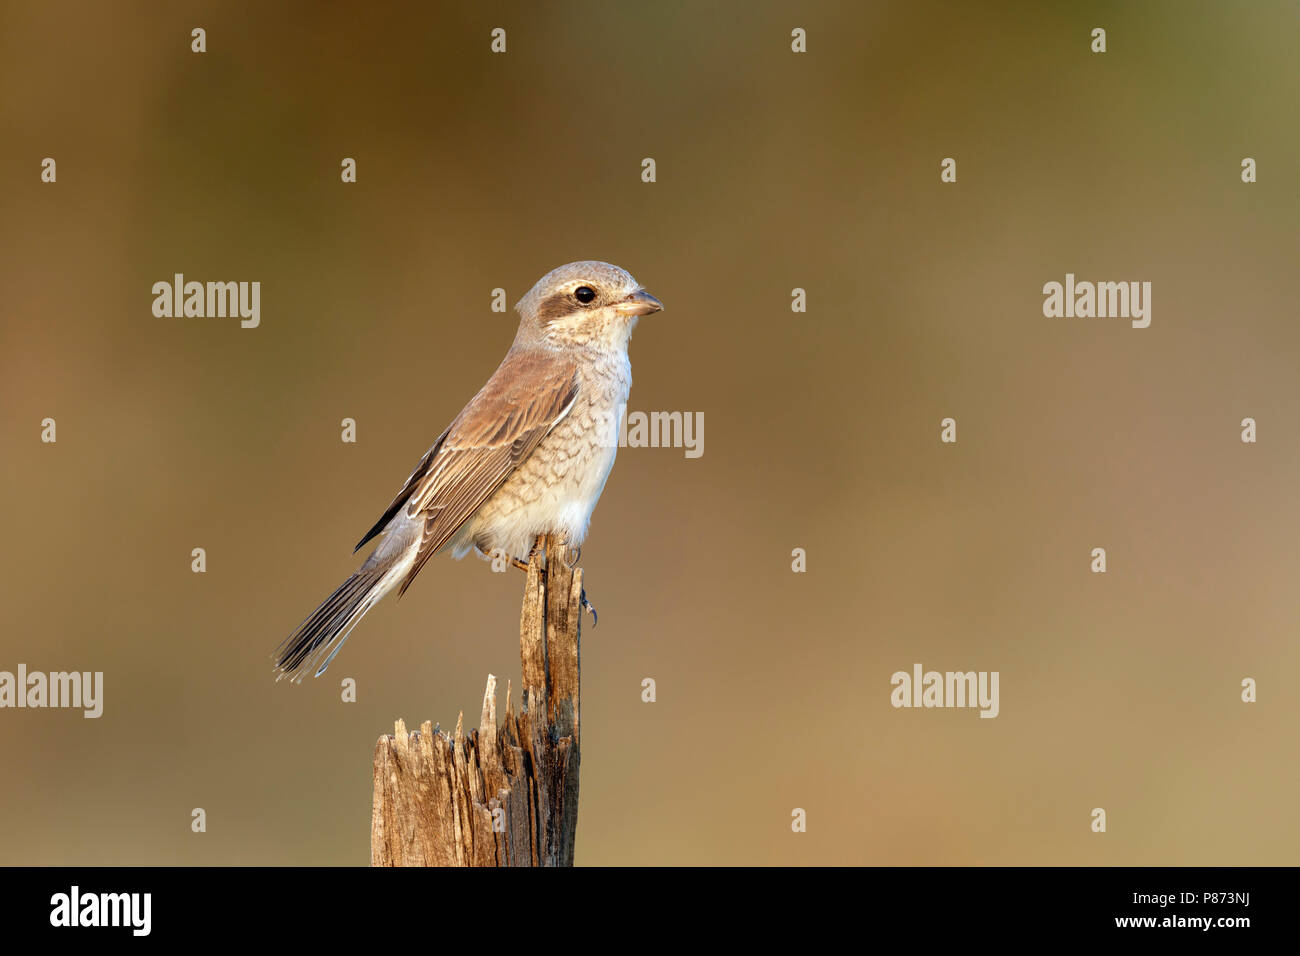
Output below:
[370,535,583,866]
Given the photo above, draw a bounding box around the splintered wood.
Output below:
[370,536,583,866]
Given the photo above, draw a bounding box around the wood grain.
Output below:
[371,535,582,866]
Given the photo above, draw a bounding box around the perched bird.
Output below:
[274,261,662,681]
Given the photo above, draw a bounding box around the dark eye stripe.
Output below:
[535,291,579,324]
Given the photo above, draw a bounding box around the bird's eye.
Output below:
[574,286,596,304]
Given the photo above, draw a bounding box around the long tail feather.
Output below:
[273,565,389,682]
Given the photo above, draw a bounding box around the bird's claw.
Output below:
[580,588,597,627]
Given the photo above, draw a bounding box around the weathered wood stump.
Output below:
[370,535,582,866]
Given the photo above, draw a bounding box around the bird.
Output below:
[273,260,663,682]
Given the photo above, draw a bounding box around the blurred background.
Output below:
[2,0,1298,865]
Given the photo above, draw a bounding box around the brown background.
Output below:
[1,1,1297,865]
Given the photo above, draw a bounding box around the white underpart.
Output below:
[449,347,631,563]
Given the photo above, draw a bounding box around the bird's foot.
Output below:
[580,588,597,627]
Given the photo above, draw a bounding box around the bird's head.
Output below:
[515,260,663,350]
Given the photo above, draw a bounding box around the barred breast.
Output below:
[457,350,631,562]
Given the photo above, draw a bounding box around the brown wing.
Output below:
[354,427,451,553]
[358,347,579,596]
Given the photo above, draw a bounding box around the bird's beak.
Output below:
[614,289,664,316]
